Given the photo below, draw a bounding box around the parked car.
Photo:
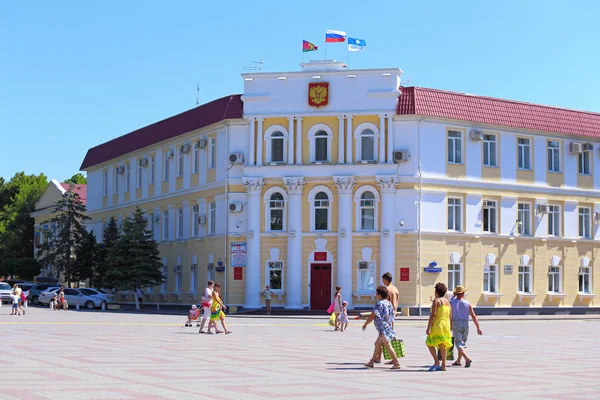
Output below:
[28,284,60,305]
[0,282,13,304]
[39,288,104,309]
[16,283,34,299]
[79,288,116,304]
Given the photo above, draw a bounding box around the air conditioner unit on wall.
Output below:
[181,143,191,153]
[582,143,594,152]
[198,215,207,225]
[483,200,495,207]
[570,142,582,154]
[358,261,368,269]
[192,205,199,212]
[594,212,600,223]
[196,138,207,149]
[229,202,243,213]
[139,158,148,167]
[470,130,484,141]
[393,150,410,163]
[166,150,174,158]
[537,204,548,214]
[116,166,125,174]
[229,153,244,164]
[154,214,160,222]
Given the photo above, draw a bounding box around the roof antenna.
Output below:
[196,83,200,106]
[243,55,263,72]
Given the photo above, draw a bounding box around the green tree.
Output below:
[38,183,90,286]
[64,173,87,185]
[0,258,42,281]
[104,207,163,309]
[95,217,119,288]
[73,229,98,286]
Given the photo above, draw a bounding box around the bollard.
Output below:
[101,302,106,311]
[24,300,28,309]
[49,301,53,309]
[156,302,160,311]
[76,302,80,310]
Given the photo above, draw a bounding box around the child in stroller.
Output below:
[184,305,201,327]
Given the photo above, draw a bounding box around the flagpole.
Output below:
[324,42,327,60]
[347,46,350,67]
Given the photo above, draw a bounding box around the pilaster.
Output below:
[243,177,265,308]
[377,175,397,281]
[346,116,353,164]
[284,176,305,309]
[288,117,295,164]
[256,119,264,167]
[334,176,355,308]
[296,117,303,165]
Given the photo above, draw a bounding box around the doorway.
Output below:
[310,263,332,310]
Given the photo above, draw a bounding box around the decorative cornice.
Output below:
[333,176,356,194]
[376,175,398,194]
[283,177,305,195]
[242,177,265,194]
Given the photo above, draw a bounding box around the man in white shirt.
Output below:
[199,280,214,334]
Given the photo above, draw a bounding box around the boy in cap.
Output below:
[450,286,482,368]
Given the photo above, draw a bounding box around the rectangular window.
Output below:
[447,198,462,231]
[125,163,131,192]
[113,169,119,194]
[518,265,532,293]
[193,145,199,174]
[314,198,329,231]
[209,138,216,169]
[448,264,462,291]
[483,200,497,233]
[548,205,560,236]
[358,261,376,292]
[518,203,531,235]
[190,266,197,292]
[177,208,184,239]
[162,210,169,241]
[175,266,182,292]
[137,162,143,188]
[447,130,462,164]
[548,266,561,293]
[360,194,376,231]
[269,197,284,231]
[102,170,108,196]
[518,138,531,170]
[267,261,283,290]
[178,147,184,177]
[579,267,591,294]
[163,155,170,182]
[483,134,497,167]
[579,207,591,239]
[483,265,497,293]
[547,141,560,172]
[579,151,591,175]
[192,207,199,237]
[150,156,155,184]
[208,202,216,235]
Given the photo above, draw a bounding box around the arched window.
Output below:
[314,191,330,231]
[360,129,376,161]
[360,192,376,231]
[314,131,328,162]
[269,192,284,231]
[270,131,285,163]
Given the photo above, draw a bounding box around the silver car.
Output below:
[0,282,13,304]
[39,288,104,309]
[79,288,116,304]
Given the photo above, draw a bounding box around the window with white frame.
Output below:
[518,138,531,170]
[268,131,285,163]
[547,141,560,172]
[208,202,216,235]
[447,130,462,164]
[192,206,199,237]
[190,265,197,292]
[548,266,561,293]
[548,205,560,236]
[359,129,376,162]
[447,198,462,231]
[579,267,591,294]
[267,261,283,290]
[125,163,131,192]
[137,162,143,188]
[102,170,108,196]
[177,147,184,177]
[448,264,462,291]
[579,207,591,239]
[579,151,591,175]
[163,154,170,181]
[150,156,155,184]
[113,168,119,194]
[161,264,167,293]
[483,134,497,167]
[175,265,182,292]
[209,138,216,169]
[483,200,497,233]
[207,264,215,283]
[483,265,497,293]
[177,208,184,239]
[518,203,532,235]
[313,192,330,231]
[358,261,376,292]
[518,265,532,293]
[268,192,284,231]
[162,210,169,241]
[314,130,329,163]
[360,192,376,231]
[193,144,200,173]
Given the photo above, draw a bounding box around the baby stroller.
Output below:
[184,305,201,327]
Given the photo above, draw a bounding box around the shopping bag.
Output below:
[326,302,335,314]
[328,313,336,326]
[383,339,405,360]
[437,337,454,361]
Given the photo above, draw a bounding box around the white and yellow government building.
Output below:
[81,60,600,313]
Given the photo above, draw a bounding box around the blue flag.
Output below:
[348,37,366,52]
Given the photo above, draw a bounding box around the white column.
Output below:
[334,176,355,308]
[182,201,191,240]
[379,115,386,164]
[288,117,295,164]
[377,176,397,281]
[167,204,175,242]
[284,177,305,309]
[296,117,303,165]
[346,116,353,164]
[256,118,264,167]
[386,115,394,164]
[338,116,345,164]
[249,119,255,166]
[243,177,264,308]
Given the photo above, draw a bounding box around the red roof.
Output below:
[60,183,87,205]
[397,86,600,138]
[80,94,244,170]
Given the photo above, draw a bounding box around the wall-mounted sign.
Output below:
[308,82,329,107]
[314,251,328,261]
[400,268,410,281]
[230,242,246,267]
[424,267,442,273]
[504,265,514,275]
[233,267,243,280]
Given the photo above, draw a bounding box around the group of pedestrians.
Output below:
[49,286,68,311]
[187,280,231,334]
[9,284,26,316]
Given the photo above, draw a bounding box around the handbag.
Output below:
[326,302,335,314]
[328,313,336,326]
[383,339,405,360]
[437,337,455,361]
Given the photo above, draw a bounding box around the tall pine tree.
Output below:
[73,229,98,286]
[95,217,119,288]
[38,184,90,285]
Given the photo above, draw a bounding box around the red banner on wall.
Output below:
[400,268,410,282]
[233,267,243,280]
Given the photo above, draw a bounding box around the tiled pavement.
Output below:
[0,308,599,399]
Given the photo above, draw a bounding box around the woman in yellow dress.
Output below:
[425,282,453,371]
[209,283,231,334]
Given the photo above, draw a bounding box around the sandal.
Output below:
[363,363,374,368]
[428,365,441,372]
[452,361,462,366]
[465,359,472,368]
[390,364,401,370]
[225,331,232,335]
[199,330,206,334]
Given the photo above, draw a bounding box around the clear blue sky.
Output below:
[1,0,599,182]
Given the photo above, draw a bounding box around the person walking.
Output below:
[199,280,214,334]
[333,286,343,331]
[450,286,482,368]
[13,284,25,315]
[374,272,399,363]
[362,286,401,369]
[425,282,453,371]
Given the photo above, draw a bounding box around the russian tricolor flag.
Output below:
[325,29,346,43]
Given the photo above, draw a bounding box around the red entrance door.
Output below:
[310,263,332,311]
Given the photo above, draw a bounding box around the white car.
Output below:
[79,288,116,304]
[0,282,12,304]
[39,288,104,309]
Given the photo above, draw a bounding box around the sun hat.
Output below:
[191,304,198,310]
[453,285,466,294]
[342,300,348,305]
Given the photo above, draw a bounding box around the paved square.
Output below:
[1,308,598,399]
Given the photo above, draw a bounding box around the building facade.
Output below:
[80,60,600,312]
